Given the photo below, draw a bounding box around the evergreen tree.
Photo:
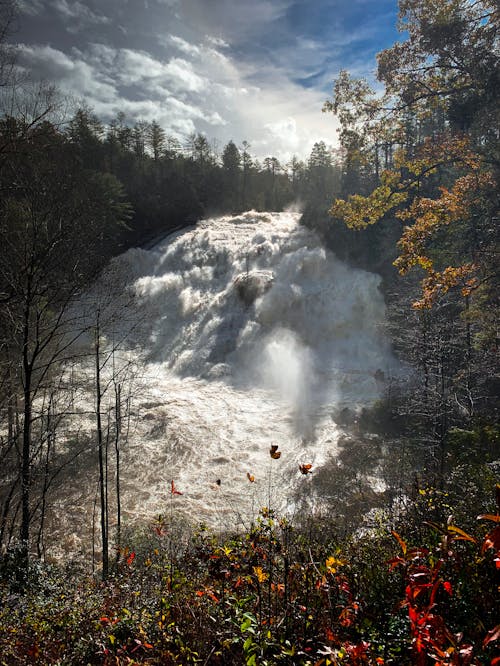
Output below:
[222,140,241,210]
[148,120,166,161]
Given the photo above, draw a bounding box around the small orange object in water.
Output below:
[171,480,183,495]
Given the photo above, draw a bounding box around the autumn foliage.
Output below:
[327,0,498,310]
[0,481,498,665]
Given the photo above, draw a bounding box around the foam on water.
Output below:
[91,211,398,529]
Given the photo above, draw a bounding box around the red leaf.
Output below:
[484,624,500,647]
[388,556,406,570]
[459,644,473,658]
[127,551,136,566]
[154,525,167,536]
[443,581,453,595]
[409,606,419,623]
[171,480,183,495]
[325,627,335,642]
[482,526,500,555]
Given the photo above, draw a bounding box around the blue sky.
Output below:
[13,0,400,159]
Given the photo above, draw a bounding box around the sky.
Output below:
[11,0,400,161]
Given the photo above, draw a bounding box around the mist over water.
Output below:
[94,211,398,528]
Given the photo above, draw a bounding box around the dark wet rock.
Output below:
[233,270,274,306]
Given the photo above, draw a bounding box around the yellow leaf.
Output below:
[253,566,269,583]
[326,556,345,573]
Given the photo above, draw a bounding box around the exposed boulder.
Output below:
[233,270,274,306]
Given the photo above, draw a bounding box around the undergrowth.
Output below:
[0,482,499,665]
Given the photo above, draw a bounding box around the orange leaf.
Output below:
[392,530,407,556]
[478,514,500,523]
[447,525,476,543]
[247,472,255,483]
[299,463,313,474]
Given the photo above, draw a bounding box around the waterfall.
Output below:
[88,210,398,529]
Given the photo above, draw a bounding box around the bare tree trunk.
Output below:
[20,285,33,578]
[95,313,108,580]
[36,394,55,559]
[114,382,121,563]
[0,475,18,547]
[92,480,98,577]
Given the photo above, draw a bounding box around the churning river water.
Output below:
[61,211,400,553]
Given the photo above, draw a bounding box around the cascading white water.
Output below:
[94,210,398,530]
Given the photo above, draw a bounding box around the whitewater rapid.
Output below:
[89,211,398,531]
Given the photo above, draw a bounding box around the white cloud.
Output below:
[264,118,300,151]
[206,36,229,49]
[52,0,110,23]
[14,41,229,138]
[17,44,75,74]
[84,45,206,94]
[164,58,205,93]
[166,35,201,57]
[16,44,118,101]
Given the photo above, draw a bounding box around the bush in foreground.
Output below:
[0,486,499,665]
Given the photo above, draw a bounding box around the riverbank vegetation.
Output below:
[1,480,499,665]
